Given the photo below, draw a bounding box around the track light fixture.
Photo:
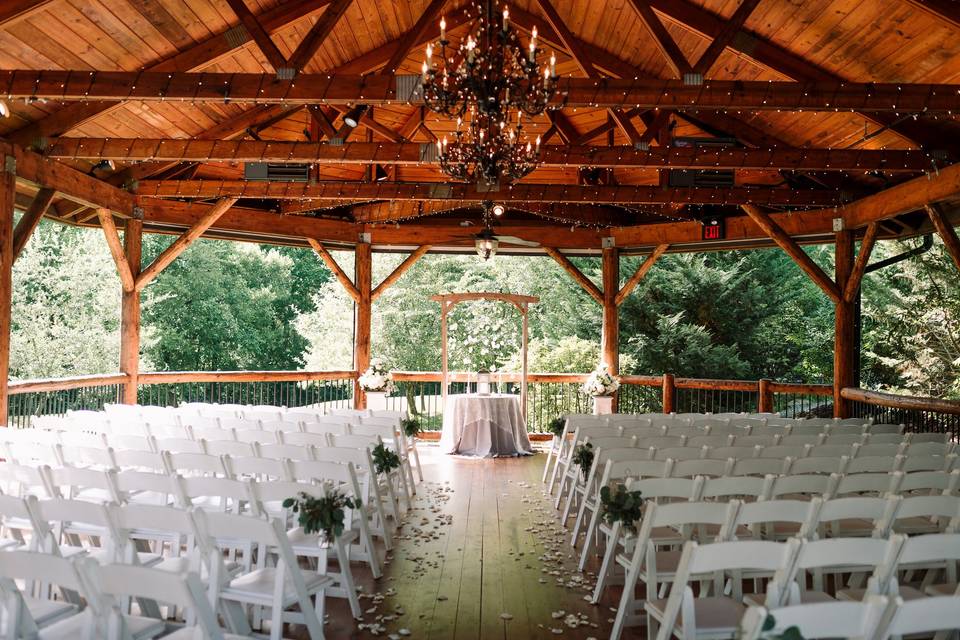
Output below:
[343,105,368,128]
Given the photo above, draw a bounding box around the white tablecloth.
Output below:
[439,393,533,457]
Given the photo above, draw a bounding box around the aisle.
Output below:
[316,444,642,640]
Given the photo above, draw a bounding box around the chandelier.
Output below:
[421,0,558,185]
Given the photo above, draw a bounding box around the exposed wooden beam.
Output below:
[380,0,448,75]
[533,0,597,76]
[308,105,338,139]
[6,71,958,112]
[119,218,142,404]
[843,222,880,302]
[742,204,841,303]
[351,200,459,223]
[0,151,13,420]
[926,203,960,272]
[287,0,354,72]
[225,0,289,72]
[615,243,669,305]
[135,197,238,290]
[546,111,580,145]
[8,0,334,145]
[43,138,935,172]
[543,247,603,304]
[627,0,693,78]
[610,110,642,145]
[13,146,134,215]
[840,161,960,228]
[12,187,54,260]
[307,238,360,302]
[371,245,431,300]
[132,179,844,206]
[692,0,762,76]
[96,208,136,292]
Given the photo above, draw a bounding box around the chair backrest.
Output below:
[670,457,731,478]
[729,457,787,477]
[768,473,837,499]
[880,593,960,639]
[780,434,823,446]
[650,446,705,461]
[33,497,120,558]
[864,433,906,445]
[711,445,761,460]
[731,434,779,447]
[173,475,249,513]
[758,444,809,459]
[785,536,902,605]
[301,420,351,435]
[906,432,949,444]
[900,453,955,472]
[111,503,204,551]
[111,448,166,472]
[57,430,108,449]
[635,435,686,449]
[178,415,221,431]
[57,443,116,469]
[730,498,821,540]
[0,549,89,636]
[808,444,856,458]
[902,441,953,457]
[625,477,700,503]
[601,457,672,483]
[106,433,155,452]
[147,423,192,440]
[258,419,301,433]
[111,470,176,505]
[44,464,114,500]
[201,439,256,458]
[737,598,886,640]
[216,416,254,431]
[895,469,960,495]
[155,436,206,454]
[222,454,287,481]
[865,423,903,435]
[0,461,52,497]
[163,451,228,477]
[812,496,896,537]
[821,433,866,446]
[698,475,772,502]
[832,472,894,497]
[685,435,734,448]
[844,455,900,475]
[787,455,846,475]
[257,442,316,461]
[889,495,960,532]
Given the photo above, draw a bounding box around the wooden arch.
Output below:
[430,292,540,415]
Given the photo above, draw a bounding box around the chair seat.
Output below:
[924,582,958,596]
[824,518,876,536]
[40,611,165,640]
[287,527,359,556]
[24,596,77,627]
[152,555,242,584]
[162,626,252,640]
[86,548,163,567]
[222,567,332,606]
[742,590,835,608]
[646,596,745,637]
[838,585,925,602]
[892,516,943,535]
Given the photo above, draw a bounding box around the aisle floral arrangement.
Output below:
[581,363,619,397]
[358,358,396,393]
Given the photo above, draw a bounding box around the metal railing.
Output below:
[842,387,960,440]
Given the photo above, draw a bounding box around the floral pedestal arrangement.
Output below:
[582,363,620,416]
[593,395,614,415]
[358,358,395,411]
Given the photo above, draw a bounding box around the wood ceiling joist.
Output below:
[645,0,953,150]
[45,138,934,172]
[130,179,844,206]
[627,0,693,78]
[224,0,290,73]
[11,146,134,215]
[6,0,335,146]
[286,0,354,72]
[6,71,957,112]
[351,200,458,223]
[690,0,762,76]
[380,0,448,76]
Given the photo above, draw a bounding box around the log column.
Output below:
[833,230,856,418]
[120,219,142,404]
[0,152,14,424]
[354,241,372,409]
[602,247,619,410]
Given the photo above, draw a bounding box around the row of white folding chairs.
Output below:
[0,459,388,585]
[609,535,960,640]
[0,492,360,639]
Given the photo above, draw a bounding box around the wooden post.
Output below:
[354,241,372,409]
[440,301,449,409]
[758,378,773,414]
[0,151,14,424]
[601,246,620,410]
[662,373,675,414]
[521,305,529,417]
[120,219,142,404]
[834,230,856,418]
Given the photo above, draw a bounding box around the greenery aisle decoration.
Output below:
[401,417,421,438]
[754,614,804,640]
[547,416,566,438]
[282,490,361,541]
[599,484,644,534]
[372,442,401,475]
[572,442,594,480]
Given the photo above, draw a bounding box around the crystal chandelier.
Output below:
[422,0,558,185]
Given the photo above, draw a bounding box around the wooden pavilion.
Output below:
[1,0,960,423]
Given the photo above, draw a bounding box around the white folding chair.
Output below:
[670,458,732,478]
[786,455,847,476]
[768,473,837,500]
[810,496,897,539]
[737,597,887,640]
[728,457,787,477]
[202,439,257,459]
[875,593,960,640]
[163,452,229,478]
[845,455,902,474]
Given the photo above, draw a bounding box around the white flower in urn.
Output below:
[359,358,396,393]
[581,363,620,398]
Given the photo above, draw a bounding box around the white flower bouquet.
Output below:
[358,358,396,393]
[581,363,620,397]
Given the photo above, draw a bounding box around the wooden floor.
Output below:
[314,444,642,640]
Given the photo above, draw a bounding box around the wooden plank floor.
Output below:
[312,444,643,640]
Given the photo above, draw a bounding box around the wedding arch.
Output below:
[430,292,539,414]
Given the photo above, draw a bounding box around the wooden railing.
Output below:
[842,387,960,440]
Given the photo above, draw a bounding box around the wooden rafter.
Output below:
[380,0,448,75]
[627,0,692,78]
[615,243,669,305]
[96,209,135,292]
[351,200,458,223]
[546,111,580,145]
[287,0,354,72]
[42,138,935,172]
[12,187,54,260]
[543,247,603,304]
[135,197,238,291]
[843,223,880,302]
[7,71,958,112]
[691,0,762,76]
[225,0,289,72]
[905,0,960,30]
[926,203,960,272]
[307,238,360,301]
[132,179,843,206]
[13,146,134,215]
[8,0,335,145]
[308,105,339,139]
[742,204,841,303]
[533,0,597,76]
[371,245,431,300]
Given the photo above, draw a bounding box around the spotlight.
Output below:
[0,101,8,118]
[492,203,505,216]
[374,165,389,182]
[91,159,116,173]
[343,105,368,128]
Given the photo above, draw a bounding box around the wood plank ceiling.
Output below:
[1,0,959,247]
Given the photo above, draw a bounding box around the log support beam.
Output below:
[926,203,960,272]
[354,242,372,409]
[371,245,430,301]
[0,152,14,422]
[834,230,856,418]
[307,238,360,302]
[601,247,620,409]
[135,197,238,291]
[12,187,55,260]
[97,209,136,293]
[120,220,142,404]
[843,223,880,303]
[615,244,668,305]
[543,247,603,304]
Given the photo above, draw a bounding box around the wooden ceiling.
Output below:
[2,0,960,253]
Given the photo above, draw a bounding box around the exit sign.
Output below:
[702,218,725,240]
